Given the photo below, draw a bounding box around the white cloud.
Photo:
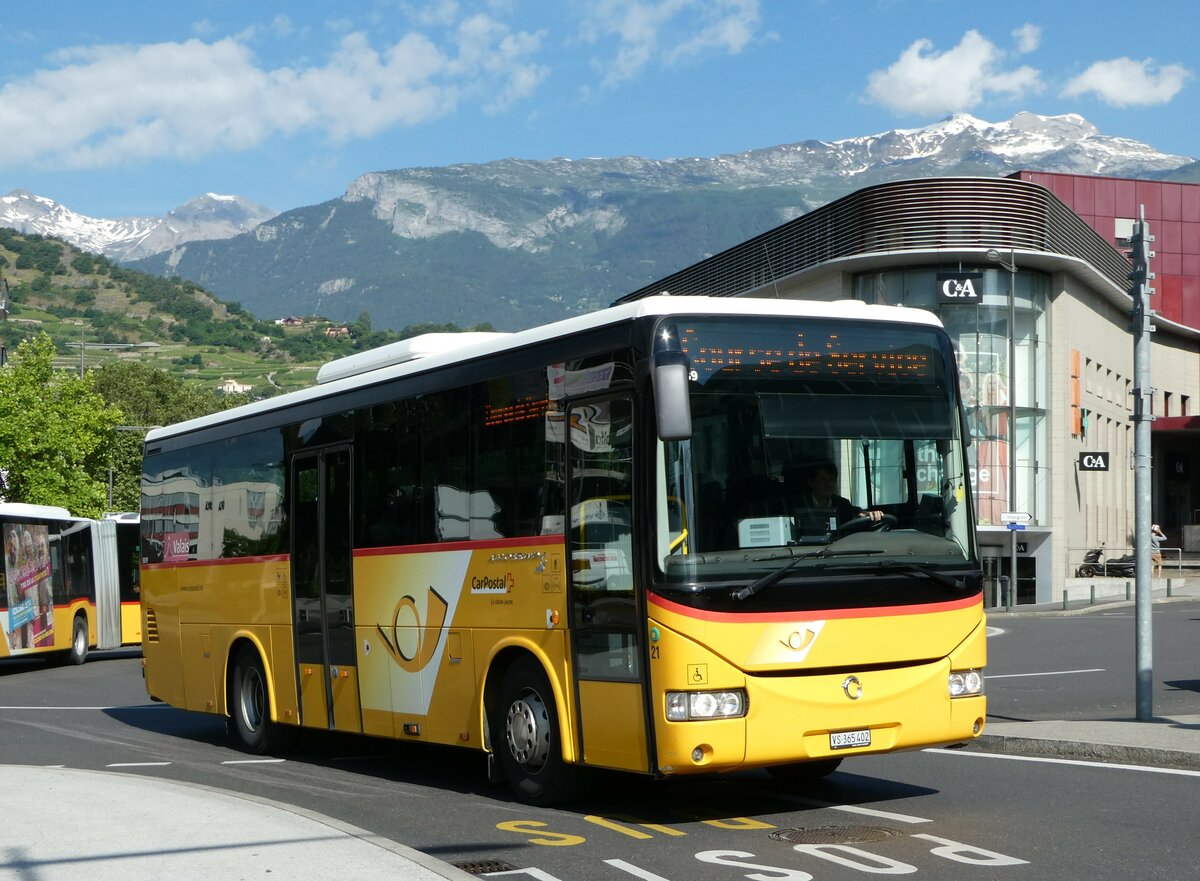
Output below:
[581,0,762,89]
[864,30,1042,116]
[1061,57,1191,107]
[1012,23,1040,55]
[0,21,547,170]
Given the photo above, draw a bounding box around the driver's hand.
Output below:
[864,509,884,521]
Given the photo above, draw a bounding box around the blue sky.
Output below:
[1,1,1196,219]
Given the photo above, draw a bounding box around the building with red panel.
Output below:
[617,173,1200,605]
[1014,172,1200,334]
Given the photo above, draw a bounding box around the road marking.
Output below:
[221,758,286,764]
[986,626,1005,637]
[927,749,1200,777]
[987,668,1105,679]
[106,762,172,768]
[777,796,931,823]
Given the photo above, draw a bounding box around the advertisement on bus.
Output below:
[3,523,56,651]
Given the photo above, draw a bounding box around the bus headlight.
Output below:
[666,689,747,721]
[949,668,984,697]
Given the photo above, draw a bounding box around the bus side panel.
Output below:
[268,625,300,726]
[354,541,568,751]
[120,602,142,645]
[142,564,185,706]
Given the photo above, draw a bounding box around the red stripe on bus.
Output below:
[647,591,981,622]
[354,536,566,557]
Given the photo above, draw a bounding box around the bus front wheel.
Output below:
[229,647,280,754]
[494,657,577,806]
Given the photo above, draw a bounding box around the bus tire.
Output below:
[67,615,89,665]
[767,757,842,785]
[494,656,577,806]
[229,646,279,754]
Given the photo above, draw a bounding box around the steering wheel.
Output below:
[837,513,897,534]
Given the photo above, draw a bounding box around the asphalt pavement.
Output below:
[3,585,1197,880]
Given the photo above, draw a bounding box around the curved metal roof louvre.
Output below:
[615,176,1130,303]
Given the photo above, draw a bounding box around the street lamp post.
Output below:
[987,248,1019,610]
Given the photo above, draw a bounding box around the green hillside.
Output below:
[0,228,490,397]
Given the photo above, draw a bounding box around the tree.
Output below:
[92,362,247,511]
[0,333,122,516]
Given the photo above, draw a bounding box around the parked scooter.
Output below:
[1076,545,1136,578]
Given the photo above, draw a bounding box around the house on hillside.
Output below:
[216,378,252,395]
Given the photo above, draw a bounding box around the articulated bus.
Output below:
[140,296,985,803]
[1,504,142,664]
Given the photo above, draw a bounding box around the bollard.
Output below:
[1062,590,1068,611]
[1167,578,1173,597]
[1090,584,1095,605]
[1126,580,1132,601]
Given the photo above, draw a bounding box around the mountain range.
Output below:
[4,112,1197,331]
[0,190,276,263]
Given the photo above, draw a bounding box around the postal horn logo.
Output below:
[376,586,448,673]
[779,621,824,660]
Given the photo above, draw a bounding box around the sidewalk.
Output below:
[985,578,1200,617]
[972,584,1200,771]
[0,765,476,881]
[973,715,1200,771]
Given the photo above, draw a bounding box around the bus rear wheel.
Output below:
[494,657,577,806]
[229,647,280,754]
[67,615,89,665]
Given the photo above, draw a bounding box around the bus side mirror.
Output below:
[652,350,692,441]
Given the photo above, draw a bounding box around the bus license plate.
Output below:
[830,729,871,750]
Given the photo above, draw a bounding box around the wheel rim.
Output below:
[239,666,266,732]
[73,622,86,656]
[505,687,551,773]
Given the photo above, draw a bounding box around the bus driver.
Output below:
[792,461,884,535]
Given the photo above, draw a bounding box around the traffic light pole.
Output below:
[1125,207,1155,721]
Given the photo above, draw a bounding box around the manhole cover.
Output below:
[770,825,903,845]
[451,858,520,875]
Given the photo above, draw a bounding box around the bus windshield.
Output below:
[654,316,976,606]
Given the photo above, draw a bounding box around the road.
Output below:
[2,601,1199,880]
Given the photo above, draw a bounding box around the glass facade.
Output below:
[854,266,1049,526]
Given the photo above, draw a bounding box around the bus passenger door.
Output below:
[566,395,650,772]
[291,447,361,733]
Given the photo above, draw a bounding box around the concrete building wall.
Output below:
[1050,273,1139,583]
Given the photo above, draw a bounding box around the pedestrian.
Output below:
[1150,523,1166,578]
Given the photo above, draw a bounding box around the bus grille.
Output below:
[145,608,159,643]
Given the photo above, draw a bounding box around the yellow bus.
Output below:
[1,504,142,664]
[140,296,985,804]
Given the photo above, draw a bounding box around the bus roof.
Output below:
[0,502,76,521]
[146,295,943,444]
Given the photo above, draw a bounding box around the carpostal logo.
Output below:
[471,572,515,594]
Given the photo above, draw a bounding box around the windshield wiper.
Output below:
[818,560,972,594]
[729,548,884,603]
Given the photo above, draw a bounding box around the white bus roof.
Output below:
[0,502,76,521]
[146,295,943,444]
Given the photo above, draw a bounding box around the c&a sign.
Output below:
[935,272,983,304]
[1078,451,1110,471]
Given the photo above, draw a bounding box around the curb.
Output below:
[970,734,1200,771]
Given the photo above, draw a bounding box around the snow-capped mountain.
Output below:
[0,191,276,261]
[337,112,1192,253]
